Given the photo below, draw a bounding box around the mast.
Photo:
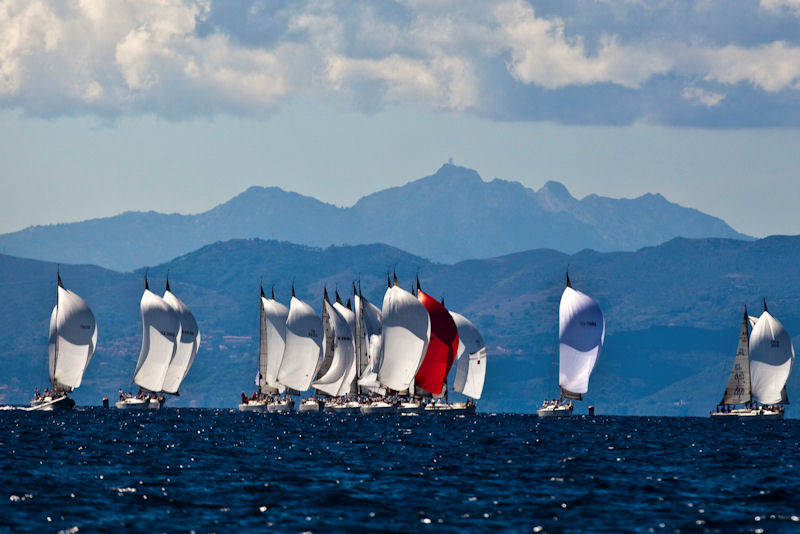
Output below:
[52,270,62,389]
[259,285,266,395]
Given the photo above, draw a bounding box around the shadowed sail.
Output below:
[749,303,794,405]
[355,289,384,394]
[558,275,605,400]
[333,296,357,396]
[259,287,289,393]
[133,280,180,392]
[276,292,323,392]
[720,309,751,405]
[49,275,98,391]
[312,294,355,396]
[415,285,459,395]
[450,311,487,400]
[377,276,430,392]
[161,279,201,394]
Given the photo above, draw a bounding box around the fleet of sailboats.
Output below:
[712,300,794,419]
[29,273,97,411]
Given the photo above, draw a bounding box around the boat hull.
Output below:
[115,397,163,410]
[298,400,323,413]
[28,395,75,412]
[537,404,573,417]
[360,401,397,414]
[238,399,295,412]
[398,401,425,414]
[710,407,784,420]
[329,402,361,414]
[424,402,476,413]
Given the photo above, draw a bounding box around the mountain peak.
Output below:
[430,162,484,184]
[537,180,575,211]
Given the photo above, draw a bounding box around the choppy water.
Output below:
[1,409,800,533]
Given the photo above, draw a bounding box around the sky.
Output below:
[1,0,800,238]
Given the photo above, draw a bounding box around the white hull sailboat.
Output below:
[711,301,792,420]
[538,272,604,418]
[29,273,97,412]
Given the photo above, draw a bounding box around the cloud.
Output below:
[1,0,800,126]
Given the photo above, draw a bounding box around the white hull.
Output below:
[298,400,323,412]
[328,401,361,414]
[115,397,163,410]
[398,401,425,414]
[537,404,573,417]
[28,395,75,412]
[360,401,397,414]
[424,401,476,413]
[238,398,295,412]
[710,407,784,420]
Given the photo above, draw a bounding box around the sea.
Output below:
[1,409,799,533]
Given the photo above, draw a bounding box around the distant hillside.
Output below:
[0,164,749,271]
[1,235,798,416]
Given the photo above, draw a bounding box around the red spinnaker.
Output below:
[415,289,459,395]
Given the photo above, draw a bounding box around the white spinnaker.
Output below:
[558,286,605,397]
[276,296,323,392]
[161,289,201,394]
[356,294,384,391]
[749,310,794,405]
[134,289,180,392]
[49,284,97,390]
[450,311,487,399]
[377,285,431,391]
[312,301,355,396]
[261,297,289,391]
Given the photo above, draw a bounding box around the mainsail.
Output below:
[415,285,459,395]
[312,294,355,396]
[259,287,289,393]
[450,311,487,400]
[49,275,98,391]
[719,308,751,405]
[276,291,323,392]
[355,288,384,393]
[377,276,431,391]
[133,279,180,392]
[749,301,794,405]
[161,279,201,394]
[558,275,605,399]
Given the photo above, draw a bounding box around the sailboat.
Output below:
[276,286,324,412]
[711,300,793,419]
[327,292,361,413]
[161,278,201,396]
[362,273,430,414]
[448,310,487,412]
[238,286,292,412]
[29,273,97,411]
[311,289,355,411]
[116,277,180,409]
[354,282,384,397]
[538,272,604,417]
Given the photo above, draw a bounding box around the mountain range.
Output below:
[1,235,797,416]
[0,164,748,271]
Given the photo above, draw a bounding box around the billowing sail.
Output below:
[312,299,354,396]
[377,283,430,391]
[333,299,357,396]
[356,293,384,392]
[276,295,323,392]
[49,277,97,391]
[749,309,794,405]
[161,284,201,394]
[415,288,459,395]
[558,282,605,399]
[134,286,180,392]
[720,310,751,405]
[451,311,487,400]
[260,289,289,392]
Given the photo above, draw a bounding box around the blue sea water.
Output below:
[1,409,799,533]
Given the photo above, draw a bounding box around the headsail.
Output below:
[749,304,794,405]
[161,280,201,394]
[355,290,384,393]
[133,283,180,392]
[259,287,289,393]
[312,298,355,396]
[450,311,487,400]
[49,276,98,391]
[558,279,605,399]
[719,308,751,405]
[276,294,323,392]
[333,299,357,396]
[415,286,459,395]
[377,278,430,392]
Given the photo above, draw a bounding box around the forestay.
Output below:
[451,311,487,400]
[377,283,430,392]
[276,296,323,392]
[49,278,98,391]
[749,309,794,405]
[134,286,180,392]
[161,284,201,394]
[558,284,605,398]
[720,310,751,405]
